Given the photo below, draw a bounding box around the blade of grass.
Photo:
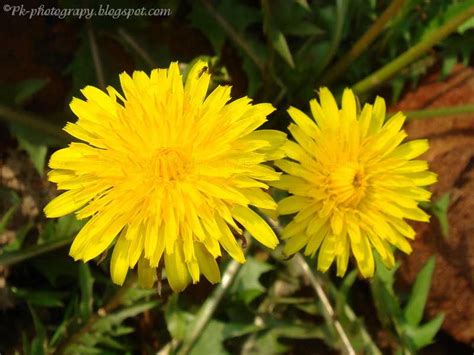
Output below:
[117,27,156,69]
[404,104,474,121]
[0,236,73,267]
[0,104,68,142]
[320,0,406,85]
[200,0,264,74]
[86,20,105,90]
[353,6,474,94]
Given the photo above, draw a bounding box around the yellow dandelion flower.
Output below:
[274,87,436,277]
[44,61,285,292]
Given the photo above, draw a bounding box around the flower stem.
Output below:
[404,104,474,121]
[264,217,356,355]
[0,236,73,267]
[293,253,356,355]
[176,258,243,355]
[353,6,474,94]
[118,27,156,69]
[0,104,68,142]
[320,0,406,85]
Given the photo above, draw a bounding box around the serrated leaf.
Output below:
[229,257,273,304]
[165,295,194,341]
[93,300,159,334]
[252,321,328,354]
[404,313,444,349]
[12,287,66,308]
[189,320,228,355]
[403,256,436,326]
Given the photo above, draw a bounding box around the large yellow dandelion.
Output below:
[44,61,285,292]
[274,88,436,277]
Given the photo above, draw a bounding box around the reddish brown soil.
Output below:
[391,64,474,344]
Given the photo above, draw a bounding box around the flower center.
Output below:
[150,148,192,182]
[327,162,367,207]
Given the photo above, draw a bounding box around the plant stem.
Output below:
[264,217,356,355]
[86,21,105,90]
[353,6,474,94]
[55,273,138,354]
[320,0,406,85]
[293,253,356,355]
[0,236,73,267]
[0,104,68,142]
[403,104,474,121]
[176,258,243,355]
[118,27,156,69]
[200,0,265,74]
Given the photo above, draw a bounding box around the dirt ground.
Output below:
[392,64,474,345]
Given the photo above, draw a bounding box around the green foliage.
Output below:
[229,256,274,304]
[431,193,450,238]
[371,255,444,353]
[1,0,470,354]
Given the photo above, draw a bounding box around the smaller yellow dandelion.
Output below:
[273,87,436,277]
[44,61,285,292]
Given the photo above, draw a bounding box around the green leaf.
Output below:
[50,295,78,347]
[229,257,273,304]
[0,202,19,234]
[283,21,324,37]
[269,29,295,68]
[16,136,47,176]
[189,0,261,54]
[252,321,328,354]
[430,193,450,238]
[441,53,457,79]
[66,32,96,95]
[294,0,311,12]
[403,256,436,326]
[190,320,262,355]
[0,235,73,267]
[165,295,194,341]
[189,320,228,355]
[28,303,47,355]
[371,254,402,327]
[11,287,66,308]
[79,263,94,321]
[336,270,357,315]
[96,300,159,329]
[404,314,444,349]
[2,221,33,252]
[14,79,48,105]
